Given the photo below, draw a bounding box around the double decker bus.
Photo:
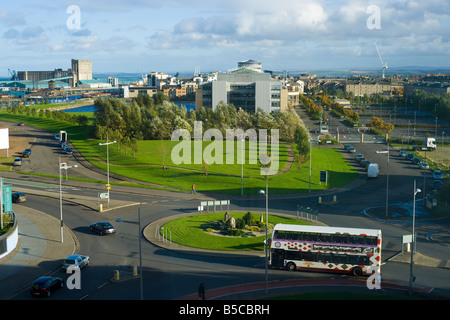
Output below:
[269,224,382,276]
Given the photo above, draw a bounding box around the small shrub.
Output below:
[235,218,245,229]
[243,212,255,225]
[227,229,245,237]
[246,226,260,232]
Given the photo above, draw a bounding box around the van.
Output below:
[367,163,379,178]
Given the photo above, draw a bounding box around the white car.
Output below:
[419,162,429,169]
[62,255,90,271]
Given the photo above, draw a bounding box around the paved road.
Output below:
[1,118,450,301]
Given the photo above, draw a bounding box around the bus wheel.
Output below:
[352,267,363,276]
[286,262,296,272]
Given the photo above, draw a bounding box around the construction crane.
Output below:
[375,43,388,79]
[8,69,18,81]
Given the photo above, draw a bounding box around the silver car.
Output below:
[13,158,23,166]
[62,254,90,271]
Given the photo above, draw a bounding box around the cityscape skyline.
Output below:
[1,0,450,76]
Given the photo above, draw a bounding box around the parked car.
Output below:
[62,254,90,271]
[65,147,72,155]
[361,160,370,170]
[61,143,68,150]
[399,150,407,157]
[55,134,60,140]
[17,122,24,126]
[347,147,356,153]
[12,192,27,203]
[13,158,23,166]
[90,221,116,235]
[22,148,31,157]
[432,170,443,180]
[432,180,443,190]
[344,144,350,150]
[30,276,63,297]
[419,162,429,169]
[355,154,364,162]
[406,153,414,161]
[412,157,421,165]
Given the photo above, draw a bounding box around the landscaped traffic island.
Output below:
[160,212,311,251]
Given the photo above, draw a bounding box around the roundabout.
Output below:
[143,211,327,257]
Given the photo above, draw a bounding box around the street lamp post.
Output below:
[258,177,269,295]
[59,157,77,243]
[241,138,244,196]
[376,142,390,218]
[409,180,421,295]
[99,136,117,205]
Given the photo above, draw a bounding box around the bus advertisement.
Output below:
[269,224,382,276]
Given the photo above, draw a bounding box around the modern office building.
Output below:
[196,61,287,113]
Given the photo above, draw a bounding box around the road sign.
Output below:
[320,170,327,184]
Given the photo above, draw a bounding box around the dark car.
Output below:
[65,147,73,155]
[12,192,26,203]
[17,122,24,126]
[412,157,421,165]
[30,276,63,297]
[22,148,31,157]
[361,160,370,170]
[90,221,116,235]
[432,180,443,190]
[406,153,414,161]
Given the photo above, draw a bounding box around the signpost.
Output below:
[320,170,327,186]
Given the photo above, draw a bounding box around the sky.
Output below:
[1,0,449,76]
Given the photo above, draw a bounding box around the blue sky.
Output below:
[1,0,449,76]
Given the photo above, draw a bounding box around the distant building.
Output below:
[404,82,450,97]
[71,59,92,87]
[108,77,119,87]
[17,69,71,82]
[16,59,92,88]
[119,86,157,99]
[147,72,169,88]
[345,79,392,97]
[196,61,287,113]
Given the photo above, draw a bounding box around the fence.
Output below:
[0,212,18,259]
[296,205,319,222]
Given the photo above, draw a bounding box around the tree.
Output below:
[294,127,310,157]
[77,115,89,126]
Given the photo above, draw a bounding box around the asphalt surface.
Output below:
[1,117,450,300]
[1,171,449,300]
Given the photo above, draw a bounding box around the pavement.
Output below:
[1,172,449,300]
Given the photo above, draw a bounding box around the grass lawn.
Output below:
[161,212,310,251]
[0,110,358,194]
[83,139,358,194]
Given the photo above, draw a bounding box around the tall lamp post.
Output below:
[258,176,269,295]
[376,141,390,218]
[59,157,77,243]
[99,136,117,205]
[241,138,244,196]
[409,180,421,295]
